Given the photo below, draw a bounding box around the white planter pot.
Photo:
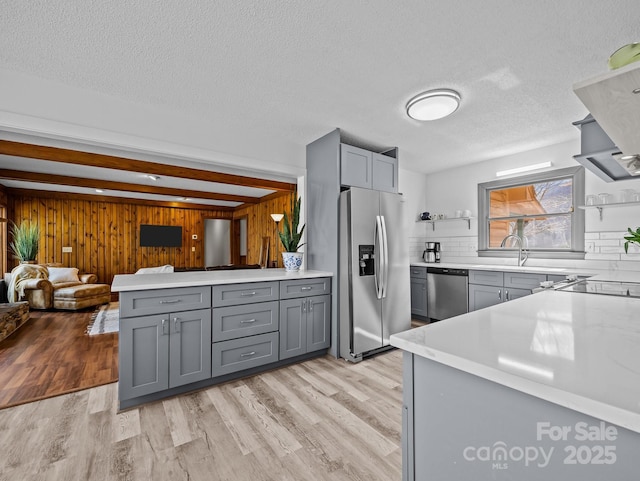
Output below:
[281,252,303,271]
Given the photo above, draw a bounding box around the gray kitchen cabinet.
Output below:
[341,144,372,189]
[212,301,279,342]
[468,270,549,312]
[212,281,278,306]
[212,332,279,377]
[340,143,398,193]
[372,152,398,193]
[280,294,331,360]
[410,266,428,318]
[119,308,212,401]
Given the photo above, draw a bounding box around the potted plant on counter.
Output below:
[623,227,640,253]
[278,195,305,271]
[9,220,40,264]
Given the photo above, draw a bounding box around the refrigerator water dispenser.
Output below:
[358,245,375,276]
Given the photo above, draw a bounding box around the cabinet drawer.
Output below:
[212,282,278,307]
[212,332,279,377]
[120,286,211,318]
[280,277,331,299]
[410,266,427,279]
[503,272,547,290]
[212,301,279,342]
[468,270,503,287]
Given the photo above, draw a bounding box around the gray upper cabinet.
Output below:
[340,144,372,189]
[340,143,398,193]
[372,152,398,193]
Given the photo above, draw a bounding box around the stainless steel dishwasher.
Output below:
[427,267,469,321]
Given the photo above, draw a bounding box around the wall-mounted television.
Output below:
[140,224,182,247]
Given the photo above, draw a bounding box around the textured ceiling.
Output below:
[1,0,639,179]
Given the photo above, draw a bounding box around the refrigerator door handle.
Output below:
[380,215,389,298]
[374,215,384,300]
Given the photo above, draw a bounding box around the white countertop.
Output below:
[391,282,640,433]
[112,269,333,292]
[411,261,599,277]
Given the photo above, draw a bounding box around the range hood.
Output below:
[573,61,640,182]
[572,115,638,182]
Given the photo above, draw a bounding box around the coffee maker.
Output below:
[423,242,441,263]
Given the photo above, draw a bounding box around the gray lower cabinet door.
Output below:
[306,295,331,353]
[504,287,531,302]
[468,284,502,311]
[119,314,169,400]
[279,298,306,360]
[212,332,279,377]
[169,308,212,388]
[410,277,428,317]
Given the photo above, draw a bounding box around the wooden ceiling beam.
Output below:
[0,169,257,204]
[6,188,235,212]
[0,140,297,192]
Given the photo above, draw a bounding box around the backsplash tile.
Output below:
[410,230,640,271]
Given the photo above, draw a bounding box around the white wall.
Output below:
[399,167,429,260]
[414,139,640,271]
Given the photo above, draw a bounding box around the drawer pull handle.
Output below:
[160,299,181,304]
[240,318,257,324]
[301,286,312,291]
[240,291,257,297]
[240,351,256,357]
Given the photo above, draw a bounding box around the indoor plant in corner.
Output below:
[9,220,40,264]
[623,227,640,253]
[278,195,305,271]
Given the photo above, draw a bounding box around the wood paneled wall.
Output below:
[6,189,298,285]
[234,192,296,268]
[7,192,232,285]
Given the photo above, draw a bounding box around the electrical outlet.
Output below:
[62,246,72,253]
[192,246,196,252]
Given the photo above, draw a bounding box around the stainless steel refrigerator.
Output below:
[339,187,411,361]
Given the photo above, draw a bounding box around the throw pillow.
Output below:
[47,267,80,283]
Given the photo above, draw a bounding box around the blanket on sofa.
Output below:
[8,264,48,303]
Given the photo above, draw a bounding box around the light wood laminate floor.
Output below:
[0,349,403,480]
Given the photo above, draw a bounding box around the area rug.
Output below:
[87,302,119,335]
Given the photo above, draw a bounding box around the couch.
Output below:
[7,265,111,310]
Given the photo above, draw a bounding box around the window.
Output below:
[478,166,585,259]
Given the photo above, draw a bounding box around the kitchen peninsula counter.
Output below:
[112,268,334,292]
[113,268,333,409]
[391,272,640,479]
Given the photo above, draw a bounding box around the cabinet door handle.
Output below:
[240,351,256,357]
[498,289,502,301]
[240,318,257,324]
[309,300,313,312]
[173,317,180,332]
[505,290,509,301]
[302,300,307,312]
[301,286,312,291]
[160,299,181,304]
[240,291,256,297]
[161,318,168,335]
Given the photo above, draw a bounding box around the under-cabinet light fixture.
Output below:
[496,161,552,177]
[406,89,461,121]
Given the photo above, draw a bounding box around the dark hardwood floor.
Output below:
[0,307,118,409]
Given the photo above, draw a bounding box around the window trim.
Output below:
[477,166,585,260]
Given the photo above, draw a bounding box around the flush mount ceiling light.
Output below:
[146,174,160,181]
[496,161,553,177]
[406,89,461,121]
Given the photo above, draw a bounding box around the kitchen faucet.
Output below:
[500,234,528,266]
